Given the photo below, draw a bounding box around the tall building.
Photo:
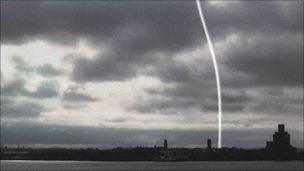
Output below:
[266,124,296,160]
[207,139,212,150]
[266,124,291,149]
[164,139,168,150]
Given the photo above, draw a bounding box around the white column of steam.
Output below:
[196,0,222,148]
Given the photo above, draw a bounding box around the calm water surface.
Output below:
[1,160,303,171]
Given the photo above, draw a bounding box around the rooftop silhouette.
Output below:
[163,139,168,150]
[265,124,297,160]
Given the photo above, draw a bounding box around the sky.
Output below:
[1,1,303,149]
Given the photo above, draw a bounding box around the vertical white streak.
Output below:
[196,0,222,148]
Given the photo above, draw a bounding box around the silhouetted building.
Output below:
[266,124,296,160]
[164,139,168,150]
[207,139,212,150]
[266,124,291,149]
[203,139,216,160]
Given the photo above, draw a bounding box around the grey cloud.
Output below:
[72,55,137,82]
[130,69,302,115]
[63,104,88,110]
[1,100,45,118]
[159,87,299,115]
[1,79,26,97]
[149,60,200,84]
[131,88,251,114]
[247,102,300,115]
[244,87,303,115]
[36,64,62,77]
[2,1,302,85]
[2,1,301,45]
[12,57,62,77]
[1,79,59,99]
[1,1,201,48]
[2,1,202,82]
[225,34,303,87]
[126,3,303,115]
[12,56,32,73]
[62,91,98,102]
[132,57,251,113]
[61,85,98,104]
[203,1,303,39]
[0,80,55,118]
[222,91,251,103]
[24,81,59,98]
[106,118,128,123]
[129,97,201,114]
[202,102,246,113]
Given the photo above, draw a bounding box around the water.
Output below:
[1,160,303,171]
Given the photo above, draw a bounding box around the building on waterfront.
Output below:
[164,139,168,150]
[156,139,188,161]
[202,139,216,160]
[207,139,212,150]
[266,124,297,159]
[266,124,292,149]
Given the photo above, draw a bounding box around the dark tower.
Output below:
[272,124,290,148]
[164,139,168,150]
[204,139,215,160]
[207,139,212,150]
[267,124,291,149]
[266,124,296,159]
[278,124,285,132]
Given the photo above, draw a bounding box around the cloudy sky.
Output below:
[1,1,303,149]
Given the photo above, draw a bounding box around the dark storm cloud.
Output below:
[2,1,302,84]
[2,1,202,82]
[2,1,301,45]
[0,99,45,118]
[1,79,59,99]
[1,121,303,148]
[127,1,303,115]
[72,54,137,82]
[202,90,252,112]
[224,34,303,87]
[202,1,302,38]
[2,0,302,115]
[1,1,200,47]
[69,1,301,83]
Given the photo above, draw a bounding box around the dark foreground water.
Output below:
[1,160,303,171]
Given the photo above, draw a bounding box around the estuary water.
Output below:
[1,160,303,171]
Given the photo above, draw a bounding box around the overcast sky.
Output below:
[1,1,303,149]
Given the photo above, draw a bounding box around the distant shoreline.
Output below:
[1,147,303,162]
